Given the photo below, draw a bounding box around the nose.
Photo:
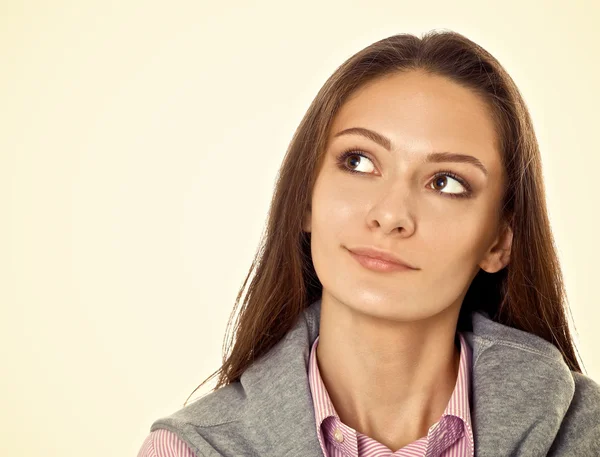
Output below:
[365,186,415,236]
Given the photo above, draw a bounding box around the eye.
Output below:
[336,150,376,174]
[428,172,471,199]
[335,148,473,199]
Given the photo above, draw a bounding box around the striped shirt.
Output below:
[137,333,474,457]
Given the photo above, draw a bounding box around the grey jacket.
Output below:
[150,299,600,456]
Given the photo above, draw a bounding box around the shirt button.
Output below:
[334,428,344,443]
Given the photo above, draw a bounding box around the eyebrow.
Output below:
[333,127,489,177]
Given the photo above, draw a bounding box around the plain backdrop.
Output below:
[1,1,598,456]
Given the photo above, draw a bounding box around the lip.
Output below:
[346,246,417,272]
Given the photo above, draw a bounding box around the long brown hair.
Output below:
[184,29,585,406]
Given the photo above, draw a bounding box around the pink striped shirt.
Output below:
[137,332,474,457]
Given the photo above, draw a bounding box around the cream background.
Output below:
[1,1,598,456]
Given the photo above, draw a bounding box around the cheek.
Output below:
[310,175,362,234]
[422,209,496,265]
[416,214,493,298]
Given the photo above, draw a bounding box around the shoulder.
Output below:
[152,382,246,429]
[548,371,600,455]
[146,383,247,455]
[147,380,282,457]
[564,372,600,426]
[137,429,197,457]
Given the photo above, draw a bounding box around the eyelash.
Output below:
[334,148,473,199]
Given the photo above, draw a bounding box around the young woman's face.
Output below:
[303,70,511,322]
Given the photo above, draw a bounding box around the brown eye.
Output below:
[336,150,376,174]
[429,172,471,199]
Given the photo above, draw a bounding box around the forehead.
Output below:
[329,71,500,166]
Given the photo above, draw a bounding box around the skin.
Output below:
[302,69,513,451]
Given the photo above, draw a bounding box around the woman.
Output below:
[137,30,600,457]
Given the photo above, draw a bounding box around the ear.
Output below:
[479,221,513,273]
[302,208,312,233]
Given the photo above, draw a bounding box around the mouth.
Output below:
[347,248,417,273]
